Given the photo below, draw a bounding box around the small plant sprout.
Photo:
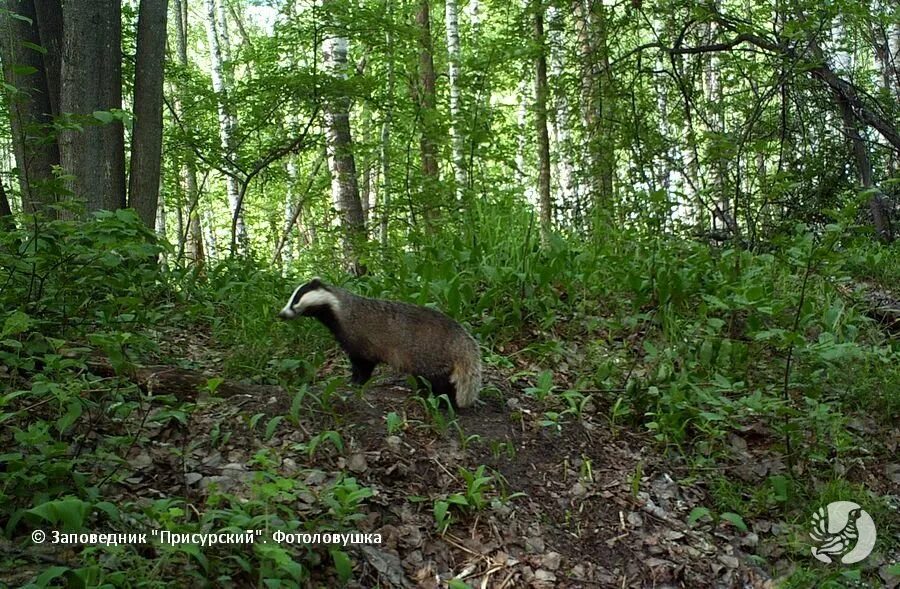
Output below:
[561,389,592,418]
[540,411,563,433]
[490,440,516,460]
[580,455,594,483]
[524,370,555,401]
[384,411,406,435]
[452,422,481,450]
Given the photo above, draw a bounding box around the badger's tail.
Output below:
[451,342,482,408]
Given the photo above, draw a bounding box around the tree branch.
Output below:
[228,105,320,255]
[615,25,900,153]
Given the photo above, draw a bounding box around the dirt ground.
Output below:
[130,364,779,588]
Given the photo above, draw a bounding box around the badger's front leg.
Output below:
[349,356,376,385]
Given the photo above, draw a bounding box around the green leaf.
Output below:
[265,415,283,441]
[92,110,115,124]
[22,41,47,54]
[34,566,71,587]
[2,311,31,337]
[11,64,37,76]
[434,500,450,529]
[27,497,91,530]
[446,494,469,506]
[720,512,748,532]
[56,399,83,433]
[178,543,209,572]
[204,377,224,393]
[688,507,712,525]
[93,501,120,522]
[331,548,353,582]
[699,339,714,366]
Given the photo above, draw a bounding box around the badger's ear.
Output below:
[309,277,324,288]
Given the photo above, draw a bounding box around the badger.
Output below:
[278,278,481,408]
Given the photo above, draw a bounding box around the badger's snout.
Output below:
[277,308,296,320]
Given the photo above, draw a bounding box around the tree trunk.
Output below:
[515,76,529,191]
[571,0,598,206]
[875,9,900,174]
[380,0,395,248]
[573,0,614,218]
[672,49,703,227]
[32,0,61,113]
[58,0,125,214]
[129,0,169,229]
[185,169,204,265]
[271,150,325,265]
[416,0,440,224]
[322,12,367,275]
[591,0,614,207]
[465,0,482,30]
[156,180,167,263]
[202,208,218,259]
[654,32,672,196]
[445,0,466,198]
[0,177,13,219]
[174,0,204,266]
[802,18,894,242]
[0,0,61,214]
[836,93,893,241]
[204,0,245,248]
[533,0,552,245]
[704,6,731,233]
[548,6,579,225]
[282,157,299,268]
[891,21,900,96]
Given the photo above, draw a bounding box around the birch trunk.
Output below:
[548,6,579,225]
[416,0,440,225]
[445,0,466,198]
[652,19,672,204]
[202,208,218,259]
[533,0,552,245]
[380,0,395,247]
[806,13,893,241]
[704,9,731,233]
[515,77,529,192]
[591,0,614,209]
[282,157,299,268]
[156,182,167,264]
[204,0,246,249]
[886,23,900,175]
[175,0,204,266]
[322,15,367,275]
[571,0,597,206]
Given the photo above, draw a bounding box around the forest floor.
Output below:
[72,320,895,589]
[7,307,896,588]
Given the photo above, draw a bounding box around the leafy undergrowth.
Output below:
[2,215,898,587]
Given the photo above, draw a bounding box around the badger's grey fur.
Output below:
[278,278,481,408]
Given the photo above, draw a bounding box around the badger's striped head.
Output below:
[278,278,340,319]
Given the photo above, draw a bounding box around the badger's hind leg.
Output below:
[349,356,376,385]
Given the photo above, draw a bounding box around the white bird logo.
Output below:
[810,501,877,564]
